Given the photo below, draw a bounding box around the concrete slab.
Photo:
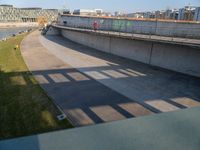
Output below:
[101,70,128,78]
[48,73,70,83]
[67,72,90,81]
[171,97,200,108]
[34,75,49,84]
[118,102,154,116]
[64,108,94,126]
[118,69,138,77]
[90,105,126,122]
[1,107,200,150]
[145,100,179,112]
[84,71,110,80]
[20,30,200,126]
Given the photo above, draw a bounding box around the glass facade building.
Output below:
[0,5,58,22]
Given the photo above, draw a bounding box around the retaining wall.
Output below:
[58,15,200,39]
[0,22,38,28]
[61,29,200,77]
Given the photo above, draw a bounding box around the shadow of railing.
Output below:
[3,63,200,125]
[34,34,200,125]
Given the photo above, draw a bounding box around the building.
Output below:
[114,11,127,17]
[73,9,104,16]
[127,12,144,18]
[178,8,185,20]
[125,6,199,21]
[170,9,179,20]
[165,9,172,19]
[0,4,58,23]
[94,9,103,15]
[178,6,196,21]
[73,9,96,16]
[194,7,200,21]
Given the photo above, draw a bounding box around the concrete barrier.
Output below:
[58,15,200,39]
[60,28,200,77]
[46,26,61,35]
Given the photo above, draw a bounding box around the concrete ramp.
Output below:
[21,30,200,126]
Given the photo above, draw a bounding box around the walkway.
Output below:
[21,30,200,126]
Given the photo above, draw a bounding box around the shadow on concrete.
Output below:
[5,65,198,126]
[27,35,200,126]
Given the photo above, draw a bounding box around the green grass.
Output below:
[0,33,72,140]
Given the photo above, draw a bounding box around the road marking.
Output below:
[90,105,126,122]
[171,97,200,108]
[48,73,70,83]
[118,102,154,117]
[145,100,179,112]
[67,72,90,81]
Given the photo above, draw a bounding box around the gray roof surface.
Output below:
[1,106,200,150]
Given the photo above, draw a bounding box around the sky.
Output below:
[0,0,200,13]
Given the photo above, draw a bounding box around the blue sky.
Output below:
[0,0,200,13]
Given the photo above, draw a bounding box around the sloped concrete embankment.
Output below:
[60,29,200,78]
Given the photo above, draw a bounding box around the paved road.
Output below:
[21,30,200,126]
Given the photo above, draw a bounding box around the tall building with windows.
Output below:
[178,6,196,21]
[178,8,185,20]
[194,7,200,21]
[0,4,58,22]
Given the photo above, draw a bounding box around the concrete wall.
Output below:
[62,30,111,53]
[58,15,200,39]
[151,43,200,77]
[46,26,61,36]
[61,28,200,77]
[110,37,152,64]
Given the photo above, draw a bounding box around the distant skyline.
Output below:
[0,0,200,13]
